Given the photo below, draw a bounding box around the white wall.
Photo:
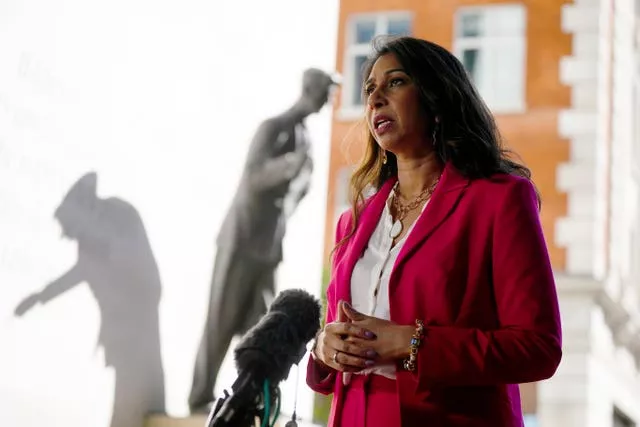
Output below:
[0,0,338,426]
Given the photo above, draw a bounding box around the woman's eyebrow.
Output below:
[364,68,406,87]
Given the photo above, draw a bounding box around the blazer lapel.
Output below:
[393,162,469,273]
[334,179,396,305]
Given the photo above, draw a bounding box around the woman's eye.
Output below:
[364,78,403,96]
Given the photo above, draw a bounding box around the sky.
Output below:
[0,0,340,425]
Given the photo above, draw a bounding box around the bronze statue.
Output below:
[189,68,337,412]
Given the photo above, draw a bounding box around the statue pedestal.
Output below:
[144,414,289,427]
[145,414,208,427]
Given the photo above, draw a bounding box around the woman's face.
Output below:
[364,53,431,158]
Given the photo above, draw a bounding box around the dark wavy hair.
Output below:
[336,36,538,252]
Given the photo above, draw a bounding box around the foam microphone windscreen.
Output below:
[234,288,321,385]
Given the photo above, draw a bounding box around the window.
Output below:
[341,12,413,117]
[453,4,527,113]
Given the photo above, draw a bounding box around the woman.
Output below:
[306,36,562,426]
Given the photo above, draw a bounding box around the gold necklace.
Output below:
[389,178,439,239]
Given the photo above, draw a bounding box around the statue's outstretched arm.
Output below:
[245,121,308,191]
[284,157,313,218]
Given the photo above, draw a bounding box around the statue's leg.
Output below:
[239,260,278,334]
[188,248,253,411]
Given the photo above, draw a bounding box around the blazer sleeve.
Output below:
[305,210,352,394]
[409,178,562,388]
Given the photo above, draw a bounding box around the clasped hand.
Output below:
[313,300,413,372]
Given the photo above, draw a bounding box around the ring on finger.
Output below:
[332,351,339,364]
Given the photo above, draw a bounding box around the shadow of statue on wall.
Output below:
[14,172,165,427]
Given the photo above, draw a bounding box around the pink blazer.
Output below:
[306,162,562,426]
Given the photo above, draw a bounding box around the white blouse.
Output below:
[350,187,428,379]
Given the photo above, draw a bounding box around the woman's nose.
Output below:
[367,88,386,109]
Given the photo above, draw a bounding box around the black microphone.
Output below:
[206,288,321,427]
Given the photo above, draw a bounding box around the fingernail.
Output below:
[365,360,375,366]
[364,330,376,339]
[366,350,377,358]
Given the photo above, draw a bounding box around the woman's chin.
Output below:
[376,137,402,153]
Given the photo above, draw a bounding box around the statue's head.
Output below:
[301,68,339,113]
[54,172,98,239]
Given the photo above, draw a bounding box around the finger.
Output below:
[332,350,375,371]
[344,336,377,348]
[336,300,349,323]
[341,302,367,322]
[319,332,376,369]
[334,336,378,360]
[326,321,375,340]
[343,372,352,386]
[323,333,378,362]
[318,345,362,373]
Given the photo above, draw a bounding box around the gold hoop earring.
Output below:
[382,151,388,165]
[432,124,438,147]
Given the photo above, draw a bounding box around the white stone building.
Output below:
[547,0,640,425]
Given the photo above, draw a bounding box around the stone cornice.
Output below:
[596,290,640,369]
[554,273,640,368]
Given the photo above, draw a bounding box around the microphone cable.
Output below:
[261,378,282,427]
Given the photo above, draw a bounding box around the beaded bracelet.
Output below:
[403,319,425,371]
